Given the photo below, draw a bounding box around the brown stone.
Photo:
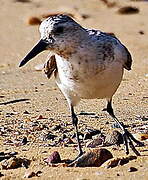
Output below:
[27,16,41,25]
[44,151,61,164]
[69,148,113,167]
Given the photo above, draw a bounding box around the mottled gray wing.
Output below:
[101,31,133,71]
[87,29,132,71]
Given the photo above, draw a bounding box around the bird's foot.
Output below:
[122,129,144,156]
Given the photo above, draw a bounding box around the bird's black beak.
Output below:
[19,39,49,67]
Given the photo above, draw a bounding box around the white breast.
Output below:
[54,54,123,106]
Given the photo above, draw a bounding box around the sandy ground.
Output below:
[0,0,148,179]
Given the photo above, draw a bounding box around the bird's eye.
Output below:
[55,26,64,34]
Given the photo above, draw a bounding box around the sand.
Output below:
[0,0,148,179]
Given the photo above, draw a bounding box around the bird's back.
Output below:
[87,29,132,71]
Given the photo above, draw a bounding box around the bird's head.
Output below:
[19,14,84,67]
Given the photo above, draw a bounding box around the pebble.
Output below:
[111,123,121,128]
[23,110,30,114]
[24,171,36,178]
[104,130,123,146]
[128,167,138,172]
[83,128,101,140]
[21,137,28,145]
[0,152,5,155]
[133,133,148,141]
[141,116,148,121]
[139,30,144,35]
[102,155,137,168]
[9,152,18,156]
[52,124,62,131]
[34,63,44,71]
[86,134,105,148]
[36,171,42,177]
[1,157,31,169]
[27,16,41,26]
[117,6,139,14]
[135,115,148,121]
[37,115,47,119]
[43,132,57,140]
[0,172,4,177]
[69,148,113,167]
[64,137,75,145]
[71,132,84,140]
[44,151,61,164]
[0,151,18,161]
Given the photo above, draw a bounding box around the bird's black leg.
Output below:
[71,105,83,157]
[103,100,144,156]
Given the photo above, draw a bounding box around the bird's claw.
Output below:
[122,130,144,156]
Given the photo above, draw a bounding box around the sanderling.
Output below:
[19,14,144,157]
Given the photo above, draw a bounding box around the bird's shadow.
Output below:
[0,98,30,105]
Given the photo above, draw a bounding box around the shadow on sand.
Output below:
[0,98,30,105]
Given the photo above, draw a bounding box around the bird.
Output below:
[19,14,144,158]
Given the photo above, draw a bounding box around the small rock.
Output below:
[24,171,36,178]
[36,171,42,177]
[64,137,75,144]
[86,134,105,148]
[83,128,101,140]
[104,130,123,146]
[21,137,28,145]
[0,152,5,155]
[37,115,46,119]
[22,158,31,169]
[44,151,61,164]
[102,155,137,168]
[1,157,31,169]
[111,123,121,128]
[83,133,93,140]
[48,162,68,167]
[69,148,113,167]
[23,110,30,114]
[140,134,148,140]
[0,172,4,177]
[136,115,148,121]
[52,124,62,131]
[43,132,57,140]
[26,16,41,25]
[133,133,148,141]
[141,116,148,121]
[72,132,84,140]
[128,167,138,172]
[9,152,18,156]
[100,0,117,8]
[0,152,16,162]
[81,14,90,19]
[139,30,144,35]
[117,6,139,14]
[34,63,44,71]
